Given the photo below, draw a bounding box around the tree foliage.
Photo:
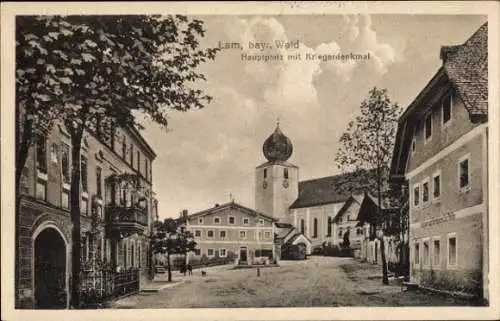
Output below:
[16,14,218,306]
[334,87,402,211]
[152,218,197,281]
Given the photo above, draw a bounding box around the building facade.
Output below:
[16,117,158,308]
[390,22,488,300]
[186,202,277,264]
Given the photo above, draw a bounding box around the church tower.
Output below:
[255,123,298,222]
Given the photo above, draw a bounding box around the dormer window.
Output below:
[263,168,267,179]
[442,95,452,126]
[284,168,289,179]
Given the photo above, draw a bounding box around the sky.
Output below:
[138,14,487,219]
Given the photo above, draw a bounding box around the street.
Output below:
[111,256,473,308]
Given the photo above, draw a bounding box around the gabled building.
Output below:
[185,202,277,264]
[390,22,488,301]
[288,169,380,251]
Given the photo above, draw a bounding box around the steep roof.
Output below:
[390,22,488,181]
[441,22,488,118]
[289,168,378,209]
[187,201,276,222]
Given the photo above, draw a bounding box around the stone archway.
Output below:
[34,227,67,309]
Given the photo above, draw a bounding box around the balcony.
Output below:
[106,204,148,238]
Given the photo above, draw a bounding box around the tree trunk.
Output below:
[69,132,83,308]
[166,252,172,282]
[376,166,389,285]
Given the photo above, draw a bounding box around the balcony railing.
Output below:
[106,204,148,237]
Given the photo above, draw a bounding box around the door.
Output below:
[239,247,248,263]
[34,228,67,309]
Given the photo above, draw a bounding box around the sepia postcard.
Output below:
[1,1,499,321]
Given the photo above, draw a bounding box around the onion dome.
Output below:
[263,122,293,162]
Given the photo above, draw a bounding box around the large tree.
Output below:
[152,218,197,282]
[335,87,400,285]
[16,15,218,307]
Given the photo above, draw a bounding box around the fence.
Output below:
[80,268,139,306]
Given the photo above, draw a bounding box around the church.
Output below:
[186,122,381,262]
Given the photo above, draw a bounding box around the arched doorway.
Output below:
[34,227,67,309]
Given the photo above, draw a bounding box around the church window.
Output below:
[263,168,267,179]
[327,217,332,236]
[313,218,318,238]
[300,219,305,235]
[284,168,289,179]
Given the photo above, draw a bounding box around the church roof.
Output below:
[262,123,293,162]
[289,168,378,209]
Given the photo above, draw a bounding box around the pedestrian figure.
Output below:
[187,264,193,276]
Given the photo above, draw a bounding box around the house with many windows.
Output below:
[185,202,277,265]
[390,22,488,301]
[16,112,158,308]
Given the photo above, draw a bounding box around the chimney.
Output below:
[440,45,460,64]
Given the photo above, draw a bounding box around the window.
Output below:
[243,218,249,225]
[411,138,416,153]
[36,135,47,174]
[433,238,441,268]
[300,219,305,235]
[258,219,264,225]
[129,144,134,165]
[62,189,70,209]
[414,241,420,265]
[327,217,332,236]
[284,168,289,179]
[413,184,420,207]
[198,217,204,224]
[257,231,262,240]
[263,168,267,179]
[145,159,149,180]
[137,151,140,171]
[194,230,201,237]
[81,197,88,215]
[313,218,318,238]
[229,216,235,224]
[50,143,58,164]
[433,172,441,200]
[122,138,127,158]
[357,228,363,236]
[138,241,142,268]
[81,155,88,192]
[36,179,47,201]
[96,167,102,198]
[220,230,226,239]
[214,217,221,224]
[207,249,215,257]
[239,231,246,239]
[123,241,127,267]
[423,239,430,267]
[447,234,457,268]
[458,155,470,191]
[207,230,214,238]
[194,249,201,256]
[442,95,452,126]
[425,114,432,141]
[264,231,271,238]
[219,249,227,257]
[422,180,429,204]
[338,228,343,238]
[60,144,70,184]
